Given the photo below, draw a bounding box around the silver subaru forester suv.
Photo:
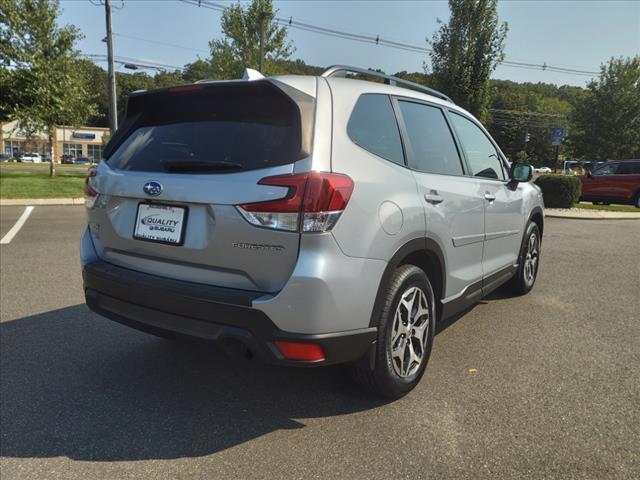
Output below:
[81,66,544,398]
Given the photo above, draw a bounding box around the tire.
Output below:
[507,221,541,295]
[635,192,640,209]
[350,265,436,399]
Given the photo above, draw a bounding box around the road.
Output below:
[1,206,639,479]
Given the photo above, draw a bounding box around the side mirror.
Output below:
[510,162,533,183]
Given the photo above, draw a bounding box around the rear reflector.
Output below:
[275,340,325,362]
[237,172,354,233]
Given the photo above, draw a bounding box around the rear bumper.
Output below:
[83,260,376,367]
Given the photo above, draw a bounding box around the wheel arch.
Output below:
[369,237,446,327]
[529,206,544,238]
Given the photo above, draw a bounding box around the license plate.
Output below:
[134,203,187,245]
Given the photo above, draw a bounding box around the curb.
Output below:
[0,198,85,206]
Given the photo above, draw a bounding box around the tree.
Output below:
[393,70,435,87]
[486,79,579,166]
[568,56,640,161]
[1,0,96,176]
[428,0,508,122]
[183,59,217,82]
[79,59,109,127]
[153,70,187,89]
[208,0,294,79]
[114,71,154,121]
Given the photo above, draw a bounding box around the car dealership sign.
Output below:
[72,132,96,140]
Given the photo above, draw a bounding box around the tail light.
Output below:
[84,166,98,208]
[237,172,354,233]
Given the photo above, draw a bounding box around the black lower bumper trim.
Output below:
[83,260,376,367]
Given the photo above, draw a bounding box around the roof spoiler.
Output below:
[194,68,265,84]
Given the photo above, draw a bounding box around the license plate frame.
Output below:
[133,202,188,246]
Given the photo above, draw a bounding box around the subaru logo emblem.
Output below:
[143,181,163,196]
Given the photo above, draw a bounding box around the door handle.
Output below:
[484,192,496,202]
[424,192,444,205]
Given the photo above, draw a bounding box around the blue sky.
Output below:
[60,0,640,87]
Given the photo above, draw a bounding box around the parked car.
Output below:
[60,154,76,164]
[0,154,11,162]
[73,157,92,165]
[80,66,544,398]
[535,166,552,174]
[19,152,42,163]
[579,159,640,208]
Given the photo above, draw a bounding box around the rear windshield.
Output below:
[106,82,303,173]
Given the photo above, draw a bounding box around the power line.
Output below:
[490,110,568,128]
[178,0,600,78]
[491,109,565,118]
[89,0,124,10]
[82,54,183,72]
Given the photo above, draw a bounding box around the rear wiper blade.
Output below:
[160,160,244,172]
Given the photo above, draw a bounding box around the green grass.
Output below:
[576,203,638,213]
[0,169,86,198]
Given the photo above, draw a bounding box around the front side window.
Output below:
[592,163,619,176]
[449,112,506,180]
[347,94,404,165]
[397,100,463,176]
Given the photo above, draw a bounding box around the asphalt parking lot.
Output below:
[1,206,639,479]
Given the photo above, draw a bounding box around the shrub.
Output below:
[534,175,582,208]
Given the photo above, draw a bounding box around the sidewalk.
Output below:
[545,208,640,219]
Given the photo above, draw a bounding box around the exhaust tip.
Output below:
[219,338,252,360]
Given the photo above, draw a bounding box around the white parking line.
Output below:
[0,206,34,244]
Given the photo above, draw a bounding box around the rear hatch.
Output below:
[87,80,315,293]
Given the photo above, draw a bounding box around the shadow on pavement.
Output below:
[0,305,387,462]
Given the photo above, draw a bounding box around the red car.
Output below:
[580,159,640,208]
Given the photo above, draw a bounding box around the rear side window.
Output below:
[106,82,304,173]
[449,112,506,180]
[617,162,640,174]
[397,100,463,176]
[347,94,404,165]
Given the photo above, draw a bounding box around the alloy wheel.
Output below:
[389,286,430,378]
[523,232,539,287]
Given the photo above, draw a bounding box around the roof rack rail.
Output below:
[321,65,453,103]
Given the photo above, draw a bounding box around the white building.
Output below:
[1,120,109,161]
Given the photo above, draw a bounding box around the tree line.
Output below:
[2,0,639,176]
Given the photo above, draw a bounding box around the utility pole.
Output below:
[105,0,118,135]
[258,11,267,72]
